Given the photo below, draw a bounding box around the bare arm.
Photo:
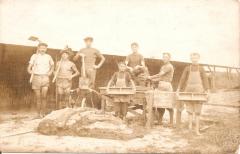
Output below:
[27,64,33,74]
[95,54,105,69]
[107,73,117,90]
[71,64,80,78]
[125,57,133,71]
[149,70,166,79]
[141,59,146,67]
[176,67,188,91]
[48,65,54,76]
[130,79,136,90]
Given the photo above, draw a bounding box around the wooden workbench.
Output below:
[99,86,151,123]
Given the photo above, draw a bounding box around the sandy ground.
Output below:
[0,104,239,153]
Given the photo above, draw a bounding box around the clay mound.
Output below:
[37,107,140,140]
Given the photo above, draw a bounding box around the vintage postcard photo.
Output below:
[0,0,239,153]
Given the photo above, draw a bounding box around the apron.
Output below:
[153,81,174,108]
[185,65,204,93]
[113,73,130,102]
[185,65,204,114]
[116,73,126,87]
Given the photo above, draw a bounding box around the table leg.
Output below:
[101,97,106,113]
[142,100,147,125]
[146,92,153,129]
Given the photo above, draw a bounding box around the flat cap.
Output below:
[84,37,93,42]
[37,42,48,47]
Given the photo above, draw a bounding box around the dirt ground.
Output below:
[0,104,239,153]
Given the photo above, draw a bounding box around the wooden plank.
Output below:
[145,91,154,129]
[177,92,208,101]
[128,110,142,116]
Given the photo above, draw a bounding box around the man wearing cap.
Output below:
[55,47,79,109]
[125,42,147,85]
[27,43,54,117]
[148,52,174,127]
[73,37,105,89]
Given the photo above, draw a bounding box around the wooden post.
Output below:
[142,99,147,125]
[101,97,106,112]
[207,65,214,90]
[226,67,231,89]
[145,90,153,129]
[212,66,216,91]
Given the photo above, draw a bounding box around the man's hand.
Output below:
[68,75,73,81]
[93,65,100,69]
[135,65,143,70]
[127,66,133,72]
[134,65,140,70]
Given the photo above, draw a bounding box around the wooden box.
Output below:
[177,92,208,101]
[145,90,176,108]
[107,87,136,95]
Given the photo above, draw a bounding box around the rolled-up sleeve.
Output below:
[29,54,36,64]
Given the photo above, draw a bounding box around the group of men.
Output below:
[28,37,209,135]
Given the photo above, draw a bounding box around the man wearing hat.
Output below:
[54,47,79,109]
[125,42,147,86]
[27,43,54,117]
[73,37,105,89]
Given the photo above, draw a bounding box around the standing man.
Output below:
[125,42,147,86]
[176,53,209,135]
[73,37,105,89]
[148,53,174,127]
[28,43,54,117]
[55,48,79,109]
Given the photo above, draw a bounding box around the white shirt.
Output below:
[29,53,54,75]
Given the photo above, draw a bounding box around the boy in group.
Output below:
[107,62,136,120]
[176,53,209,135]
[147,53,174,127]
[125,42,147,86]
[27,43,54,117]
[54,47,79,109]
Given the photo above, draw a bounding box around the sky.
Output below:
[0,0,239,67]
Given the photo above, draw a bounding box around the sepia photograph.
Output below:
[0,0,239,153]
